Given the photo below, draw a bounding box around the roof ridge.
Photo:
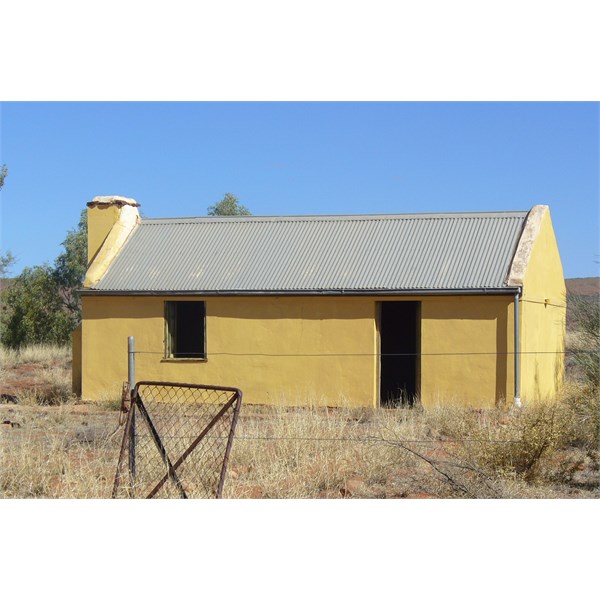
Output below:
[141,210,529,224]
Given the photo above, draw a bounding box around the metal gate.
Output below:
[113,381,242,499]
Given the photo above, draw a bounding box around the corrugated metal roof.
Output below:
[90,211,528,293]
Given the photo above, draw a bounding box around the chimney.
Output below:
[83,195,140,287]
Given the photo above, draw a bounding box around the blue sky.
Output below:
[1,101,598,278]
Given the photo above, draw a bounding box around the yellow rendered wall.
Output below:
[81,294,516,408]
[419,295,514,409]
[81,295,378,406]
[519,210,566,402]
[87,205,120,265]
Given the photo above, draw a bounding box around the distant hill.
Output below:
[565,277,599,297]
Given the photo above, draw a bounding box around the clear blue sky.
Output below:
[1,101,598,278]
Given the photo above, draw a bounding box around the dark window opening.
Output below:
[379,301,420,407]
[165,301,206,359]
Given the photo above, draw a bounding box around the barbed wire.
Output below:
[38,428,529,445]
[218,435,527,444]
[131,349,597,357]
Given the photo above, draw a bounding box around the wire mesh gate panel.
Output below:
[113,381,242,499]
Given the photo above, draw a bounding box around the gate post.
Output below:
[128,336,136,487]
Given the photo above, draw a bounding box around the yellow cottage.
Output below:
[74,196,566,409]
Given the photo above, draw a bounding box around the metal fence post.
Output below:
[513,292,522,408]
[128,336,136,487]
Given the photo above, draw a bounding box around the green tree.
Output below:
[1,265,76,347]
[0,251,15,277]
[1,210,88,348]
[0,164,7,190]
[54,209,88,317]
[0,165,15,278]
[207,193,251,216]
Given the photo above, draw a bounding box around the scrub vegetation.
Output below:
[0,212,87,348]
[1,328,597,499]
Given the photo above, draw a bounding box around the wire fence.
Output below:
[5,383,591,501]
[131,349,596,357]
[182,434,530,444]
[113,381,242,499]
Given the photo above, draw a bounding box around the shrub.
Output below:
[425,404,570,483]
[560,382,599,451]
[567,292,599,391]
[478,405,569,480]
[0,210,86,348]
[0,266,76,348]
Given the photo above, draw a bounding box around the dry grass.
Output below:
[1,397,597,499]
[1,343,598,499]
[16,366,75,406]
[229,407,443,499]
[566,329,589,351]
[222,396,599,499]
[1,344,74,406]
[0,404,121,498]
[0,344,71,368]
[559,380,599,451]
[0,429,117,498]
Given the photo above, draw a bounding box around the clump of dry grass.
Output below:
[0,407,121,499]
[0,431,120,498]
[425,404,568,482]
[19,344,71,365]
[15,365,75,406]
[0,343,71,368]
[0,344,74,406]
[558,381,599,451]
[0,346,19,368]
[566,329,589,351]
[225,406,428,498]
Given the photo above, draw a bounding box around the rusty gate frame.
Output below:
[112,381,243,499]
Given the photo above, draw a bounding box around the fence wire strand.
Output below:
[132,349,595,357]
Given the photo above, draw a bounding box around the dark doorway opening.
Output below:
[379,301,420,407]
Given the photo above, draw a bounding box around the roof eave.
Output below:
[79,287,521,297]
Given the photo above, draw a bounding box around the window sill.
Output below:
[160,358,207,363]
